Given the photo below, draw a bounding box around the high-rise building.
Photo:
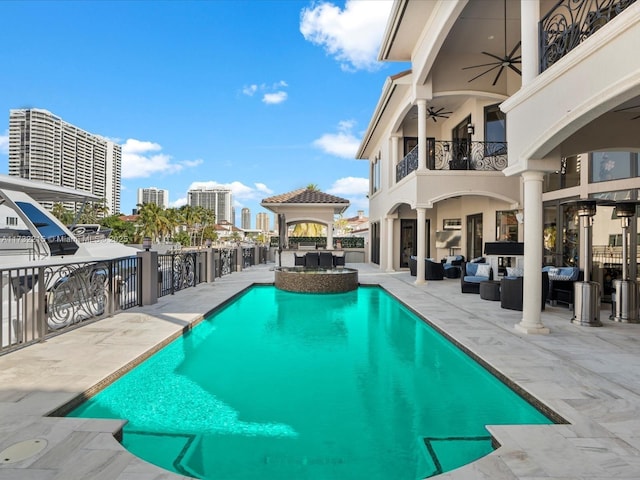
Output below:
[241,208,251,229]
[256,212,270,232]
[187,187,233,223]
[8,108,121,214]
[137,187,169,209]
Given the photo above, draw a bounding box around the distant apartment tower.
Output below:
[8,108,121,214]
[256,212,270,232]
[241,208,251,229]
[137,187,169,209]
[187,187,232,223]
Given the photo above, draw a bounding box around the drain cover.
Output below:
[0,439,48,464]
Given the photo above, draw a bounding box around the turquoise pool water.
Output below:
[68,286,551,479]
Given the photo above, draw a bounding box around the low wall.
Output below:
[274,267,358,293]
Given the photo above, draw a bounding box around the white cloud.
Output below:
[121,138,201,179]
[262,91,288,105]
[328,177,369,215]
[300,0,392,72]
[0,130,9,154]
[242,81,289,105]
[242,84,258,96]
[327,176,369,196]
[313,120,360,158]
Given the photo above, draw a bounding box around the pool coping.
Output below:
[1,263,640,479]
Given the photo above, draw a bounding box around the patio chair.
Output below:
[461,261,493,293]
[294,253,306,266]
[319,252,334,268]
[501,271,549,311]
[441,255,464,278]
[544,266,582,308]
[305,252,319,267]
[333,253,346,267]
[425,259,445,280]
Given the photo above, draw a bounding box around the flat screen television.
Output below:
[435,230,461,249]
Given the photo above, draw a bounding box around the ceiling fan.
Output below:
[426,106,452,122]
[613,104,640,120]
[463,0,521,86]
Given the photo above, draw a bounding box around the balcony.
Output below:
[395,140,508,182]
[540,0,637,72]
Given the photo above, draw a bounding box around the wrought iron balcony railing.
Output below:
[540,0,636,72]
[395,140,508,182]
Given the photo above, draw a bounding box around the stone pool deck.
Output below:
[1,262,640,479]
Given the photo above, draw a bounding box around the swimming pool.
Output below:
[68,285,552,479]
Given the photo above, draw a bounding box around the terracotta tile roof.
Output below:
[262,188,349,205]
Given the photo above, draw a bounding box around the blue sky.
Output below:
[0,0,405,228]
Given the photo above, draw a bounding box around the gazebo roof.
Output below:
[261,188,350,215]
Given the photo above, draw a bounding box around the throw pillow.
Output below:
[476,264,491,278]
[446,255,457,264]
[466,263,478,276]
[507,267,524,277]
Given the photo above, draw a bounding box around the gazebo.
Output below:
[261,187,350,256]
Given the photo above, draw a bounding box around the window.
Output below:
[6,216,18,226]
[543,155,580,192]
[485,104,505,142]
[371,153,381,194]
[495,211,518,241]
[443,218,461,230]
[590,151,636,183]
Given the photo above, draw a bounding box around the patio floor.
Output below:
[1,262,639,479]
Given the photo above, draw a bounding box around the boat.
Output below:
[0,175,140,350]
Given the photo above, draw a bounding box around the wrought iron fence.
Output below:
[396,140,508,181]
[396,145,419,181]
[157,251,204,297]
[1,247,262,356]
[1,256,141,356]
[242,247,255,268]
[540,0,637,72]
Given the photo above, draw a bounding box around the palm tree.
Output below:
[306,183,319,191]
[51,203,75,225]
[163,207,183,241]
[136,202,167,242]
[180,205,204,246]
[198,208,215,246]
[78,199,110,224]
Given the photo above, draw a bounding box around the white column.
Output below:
[521,0,540,86]
[417,99,427,170]
[415,207,427,285]
[515,170,549,334]
[391,135,399,186]
[386,217,395,272]
[327,222,334,250]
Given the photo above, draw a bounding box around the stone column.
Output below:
[521,0,540,86]
[391,135,399,186]
[327,222,334,250]
[137,249,158,306]
[205,247,215,282]
[515,171,549,334]
[417,99,427,171]
[415,207,427,285]
[386,216,395,272]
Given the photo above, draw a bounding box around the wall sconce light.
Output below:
[205,239,212,248]
[467,123,475,136]
[443,142,450,152]
[142,236,152,251]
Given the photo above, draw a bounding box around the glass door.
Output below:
[451,116,472,169]
[466,213,483,260]
[400,219,416,268]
